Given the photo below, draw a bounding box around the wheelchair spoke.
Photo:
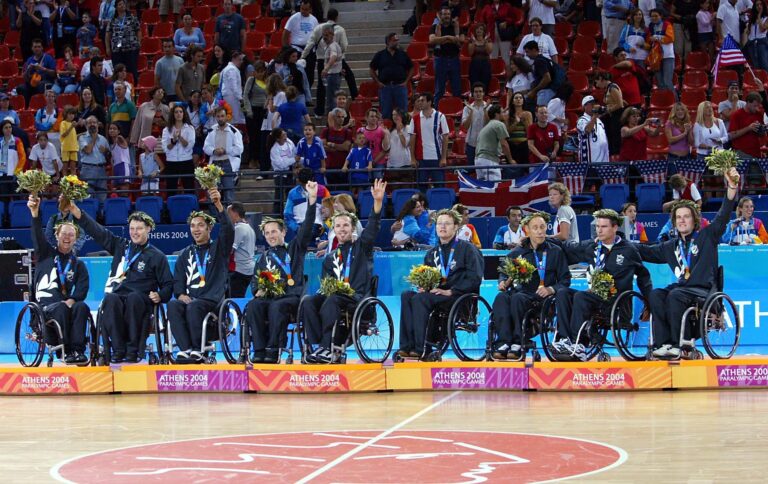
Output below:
[701,293,740,359]
[612,292,651,362]
[15,304,45,367]
[353,299,394,364]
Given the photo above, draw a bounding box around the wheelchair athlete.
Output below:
[639,167,739,360]
[551,209,652,361]
[244,181,319,364]
[70,202,173,363]
[168,188,233,364]
[303,179,386,364]
[28,195,91,364]
[397,208,484,360]
[491,212,570,360]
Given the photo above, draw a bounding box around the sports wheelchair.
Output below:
[486,295,556,362]
[15,301,98,367]
[296,276,395,364]
[393,292,492,362]
[94,301,165,365]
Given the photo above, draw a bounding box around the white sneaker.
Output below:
[552,338,571,352]
[189,350,204,363]
[316,348,332,363]
[652,344,672,358]
[570,343,587,361]
[509,344,522,352]
[667,346,681,358]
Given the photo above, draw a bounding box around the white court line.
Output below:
[295,391,461,484]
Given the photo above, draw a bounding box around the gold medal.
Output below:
[684,270,690,280]
[287,278,295,287]
[539,280,545,288]
[199,279,206,288]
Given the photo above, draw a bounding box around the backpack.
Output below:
[548,57,566,91]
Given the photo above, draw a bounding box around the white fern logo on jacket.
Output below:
[332,251,344,280]
[104,255,127,294]
[36,267,59,300]
[185,252,203,290]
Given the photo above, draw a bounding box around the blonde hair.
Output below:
[695,101,719,125]
[334,193,356,213]
[548,182,571,206]
[668,102,691,129]
[321,196,336,219]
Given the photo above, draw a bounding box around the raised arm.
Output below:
[68,197,122,255]
[209,188,234,260]
[297,181,318,251]
[710,167,739,237]
[29,195,53,261]
[360,178,386,246]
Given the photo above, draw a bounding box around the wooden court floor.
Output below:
[1,390,766,482]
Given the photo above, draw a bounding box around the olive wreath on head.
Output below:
[127,211,156,230]
[592,208,624,226]
[187,210,216,226]
[521,211,551,227]
[259,216,286,233]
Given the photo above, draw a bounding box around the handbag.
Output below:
[647,43,662,72]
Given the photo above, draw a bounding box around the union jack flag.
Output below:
[592,162,628,185]
[675,157,707,185]
[457,164,551,216]
[556,162,588,195]
[633,159,669,184]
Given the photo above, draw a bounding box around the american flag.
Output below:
[633,159,669,184]
[592,162,628,185]
[755,158,768,185]
[457,164,551,217]
[556,162,588,195]
[712,34,748,86]
[675,157,707,185]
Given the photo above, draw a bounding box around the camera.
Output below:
[756,124,768,136]
[592,106,607,115]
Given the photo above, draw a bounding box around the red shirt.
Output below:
[619,128,647,161]
[321,126,352,169]
[730,108,764,157]
[527,122,559,162]
[610,62,642,107]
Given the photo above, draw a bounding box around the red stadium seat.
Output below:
[649,89,675,111]
[140,38,161,56]
[421,11,438,26]
[357,81,380,102]
[422,60,436,80]
[490,57,506,78]
[4,30,20,48]
[19,111,34,129]
[241,3,262,21]
[554,37,569,58]
[567,72,590,94]
[572,35,598,57]
[151,22,174,39]
[245,32,266,50]
[203,18,216,36]
[9,95,25,111]
[438,96,463,118]
[447,78,470,97]
[406,42,429,65]
[646,135,669,159]
[138,71,156,88]
[710,88,728,106]
[412,25,431,43]
[449,137,466,163]
[714,70,738,88]
[597,53,614,72]
[576,20,601,39]
[487,77,501,97]
[418,77,435,95]
[744,69,768,91]
[411,60,421,82]
[141,8,160,25]
[567,53,594,76]
[270,31,286,47]
[565,95,583,114]
[349,100,372,120]
[253,17,276,34]
[57,93,79,109]
[681,89,706,110]
[29,94,46,111]
[259,47,279,62]
[0,60,18,82]
[682,70,709,91]
[0,46,9,60]
[685,51,711,72]
[554,22,574,40]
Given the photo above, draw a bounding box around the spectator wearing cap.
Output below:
[0,118,27,201]
[576,95,609,163]
[718,81,746,132]
[0,94,21,127]
[370,33,414,121]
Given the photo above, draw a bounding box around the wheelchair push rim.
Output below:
[449,293,491,362]
[701,292,741,360]
[352,297,395,363]
[537,296,561,361]
[218,299,243,364]
[15,303,45,367]
[611,291,651,362]
[153,304,175,365]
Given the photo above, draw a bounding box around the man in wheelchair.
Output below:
[639,167,740,360]
[28,195,91,364]
[551,209,652,361]
[168,188,233,364]
[397,208,484,360]
[244,181,319,364]
[491,212,570,360]
[303,179,387,364]
[69,202,173,363]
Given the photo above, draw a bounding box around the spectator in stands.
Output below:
[476,0,517,64]
[507,92,532,167]
[283,0,319,88]
[17,1,45,62]
[77,11,97,52]
[603,0,633,53]
[97,0,115,41]
[548,182,579,242]
[461,83,489,167]
[746,1,768,71]
[215,0,246,53]
[361,108,390,180]
[107,81,135,139]
[268,127,296,213]
[29,131,62,182]
[719,81,746,131]
[155,39,184,104]
[527,0,557,36]
[330,90,355,129]
[321,107,353,187]
[162,104,195,194]
[132,87,169,149]
[206,45,229,87]
[342,130,373,192]
[665,102,694,161]
[18,39,57,106]
[284,167,327,239]
[663,173,702,211]
[429,6,464,109]
[516,17,559,63]
[243,61,268,172]
[173,13,205,56]
[493,205,524,250]
[105,0,140,84]
[723,196,768,244]
[391,198,433,248]
[204,107,244,204]
[319,25,343,115]
[547,81,572,137]
[80,56,107,107]
[528,105,560,163]
[59,106,78,176]
[295,122,327,185]
[475,103,514,181]
[78,116,109,202]
[454,203,482,248]
[693,100,729,160]
[226,201,256,298]
[409,92,450,188]
[647,8,675,93]
[468,23,493,92]
[696,0,716,62]
[77,87,107,135]
[728,92,768,160]
[370,32,414,121]
[619,107,661,161]
[5,116,30,153]
[138,136,163,194]
[54,45,81,95]
[524,41,556,107]
[183,90,205,167]
[34,90,61,153]
[0,118,26,199]
[107,122,131,194]
[49,0,78,59]
[717,0,741,46]
[670,0,698,58]
[577,96,610,163]
[264,74,288,160]
[221,50,246,127]
[610,48,644,108]
[159,0,182,23]
[80,47,114,81]
[620,8,650,68]
[621,202,649,243]
[386,107,413,186]
[594,71,625,157]
[505,56,534,109]
[555,0,581,23]
[273,86,310,144]
[175,46,206,103]
[0,94,21,127]
[272,47,313,107]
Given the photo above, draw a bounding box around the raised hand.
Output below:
[209,187,222,210]
[27,194,40,217]
[726,166,740,189]
[306,180,318,204]
[371,178,387,202]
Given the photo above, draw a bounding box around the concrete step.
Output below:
[333,1,412,16]
[243,202,275,214]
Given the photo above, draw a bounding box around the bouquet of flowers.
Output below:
[588,269,617,301]
[194,164,224,189]
[16,170,52,194]
[405,264,442,291]
[257,269,285,298]
[59,175,90,211]
[498,256,536,286]
[319,276,355,297]
[705,148,741,176]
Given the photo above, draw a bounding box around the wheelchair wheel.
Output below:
[701,292,741,359]
[611,291,652,362]
[153,304,175,365]
[352,297,394,363]
[218,299,243,364]
[297,296,313,364]
[77,312,98,367]
[15,303,45,367]
[449,294,491,362]
[538,297,560,361]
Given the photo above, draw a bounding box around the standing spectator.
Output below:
[728,92,768,160]
[77,116,109,202]
[268,128,297,211]
[227,201,256,298]
[595,71,625,156]
[34,90,61,154]
[507,92,532,165]
[665,102,694,161]
[97,0,116,41]
[620,8,650,68]
[243,61,269,171]
[717,0,741,45]
[58,106,78,176]
[174,46,206,103]
[524,41,556,107]
[283,167,327,239]
[468,23,493,92]
[37,0,54,44]
[648,8,676,93]
[264,74,288,161]
[49,0,79,59]
[461,83,489,167]
[429,6,464,109]
[154,39,184,104]
[386,108,413,186]
[409,93,449,187]
[476,0,517,64]
[505,56,534,108]
[527,105,560,163]
[283,1,319,88]
[107,122,131,193]
[610,48,644,108]
[185,90,205,167]
[220,51,245,127]
[697,0,716,62]
[475,104,514,181]
[619,107,661,161]
[80,56,107,106]
[0,94,21,127]
[54,45,81,95]
[577,96,609,163]
[369,33,414,121]
[17,39,57,106]
[158,0,183,23]
[319,25,342,114]
[343,130,373,192]
[662,173,703,211]
[670,0,699,57]
[548,182,579,242]
[80,47,113,80]
[0,119,26,200]
[603,0,633,53]
[206,45,229,87]
[272,47,312,107]
[138,136,163,194]
[295,122,327,185]
[29,131,62,181]
[130,87,169,147]
[746,1,768,70]
[107,81,135,140]
[516,18,559,63]
[214,0,246,53]
[526,0,557,36]
[493,205,525,250]
[547,82,573,137]
[77,11,97,52]
[693,101,729,159]
[321,107,353,187]
[719,81,746,131]
[105,0,140,83]
[17,0,45,62]
[203,107,244,204]
[173,13,206,57]
[361,108,390,180]
[274,86,311,143]
[162,105,196,194]
[77,87,107,135]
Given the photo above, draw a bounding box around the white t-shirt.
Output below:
[270,138,296,172]
[285,12,319,48]
[29,143,62,175]
[461,102,489,147]
[693,119,729,156]
[407,109,450,160]
[263,91,287,131]
[516,33,558,60]
[387,128,411,168]
[526,0,556,25]
[546,97,566,135]
[717,2,741,42]
[555,205,579,243]
[696,10,714,34]
[748,16,768,40]
[673,183,702,202]
[576,113,609,163]
[506,72,534,94]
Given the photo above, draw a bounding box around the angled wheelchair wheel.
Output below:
[297,295,313,364]
[153,304,175,365]
[701,292,741,359]
[581,318,610,362]
[538,296,560,361]
[79,311,98,367]
[449,293,491,362]
[218,299,243,364]
[15,303,45,367]
[611,291,652,362]
[352,297,394,363]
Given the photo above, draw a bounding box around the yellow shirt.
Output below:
[59,120,78,152]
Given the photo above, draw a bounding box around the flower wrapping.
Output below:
[59,175,90,211]
[319,276,355,297]
[405,264,442,291]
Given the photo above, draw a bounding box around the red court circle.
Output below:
[52,430,627,483]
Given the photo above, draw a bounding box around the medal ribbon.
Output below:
[678,232,697,279]
[120,245,143,279]
[438,239,458,282]
[533,249,547,287]
[271,249,293,284]
[336,247,353,283]
[594,236,621,271]
[55,255,73,296]
[194,247,209,285]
